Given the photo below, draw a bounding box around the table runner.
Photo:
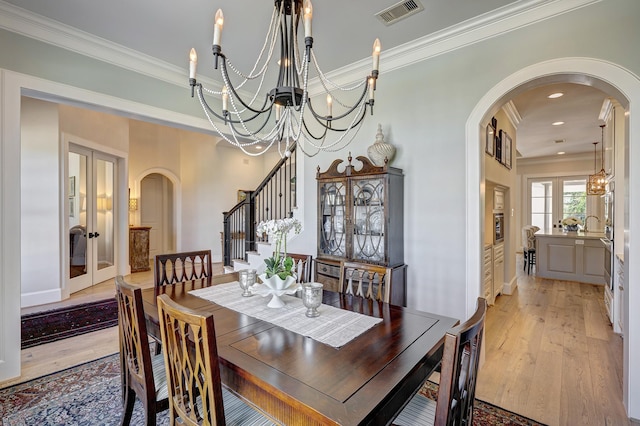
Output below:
[189,282,382,348]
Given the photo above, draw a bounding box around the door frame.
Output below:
[61,133,128,300]
[467,58,638,415]
[131,167,182,253]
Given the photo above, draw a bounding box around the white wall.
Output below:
[20,97,62,306]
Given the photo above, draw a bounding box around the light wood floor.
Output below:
[476,268,630,426]
[2,263,632,425]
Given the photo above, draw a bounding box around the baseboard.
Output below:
[502,275,517,295]
[21,288,63,308]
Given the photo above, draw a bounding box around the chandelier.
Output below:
[188,0,380,157]
[587,124,607,195]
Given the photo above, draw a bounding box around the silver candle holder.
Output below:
[302,282,323,317]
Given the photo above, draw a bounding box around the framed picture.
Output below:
[237,190,250,203]
[502,131,512,169]
[485,123,495,157]
[69,197,75,217]
[69,176,76,197]
[495,130,503,163]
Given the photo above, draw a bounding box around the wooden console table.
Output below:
[129,226,151,272]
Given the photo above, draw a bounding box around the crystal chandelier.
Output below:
[188,0,380,157]
[587,124,607,196]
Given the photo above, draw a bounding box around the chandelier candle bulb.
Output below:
[372,38,381,72]
[275,104,281,121]
[222,86,229,111]
[326,94,332,117]
[189,48,197,79]
[213,9,224,46]
[304,0,313,38]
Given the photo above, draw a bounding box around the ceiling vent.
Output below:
[554,139,565,144]
[376,0,424,26]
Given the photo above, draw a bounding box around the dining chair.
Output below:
[393,297,488,426]
[338,261,392,303]
[115,276,169,426]
[281,252,313,283]
[154,250,212,287]
[522,225,539,275]
[156,294,277,426]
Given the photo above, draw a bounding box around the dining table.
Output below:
[141,272,458,426]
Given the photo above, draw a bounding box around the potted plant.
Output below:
[254,218,302,307]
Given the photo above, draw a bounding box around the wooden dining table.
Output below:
[141,272,458,426]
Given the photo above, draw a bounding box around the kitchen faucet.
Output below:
[584,215,600,232]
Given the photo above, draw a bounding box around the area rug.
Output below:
[0,353,546,426]
[21,298,118,349]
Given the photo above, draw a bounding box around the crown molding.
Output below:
[517,150,593,165]
[1,0,601,93]
[502,100,522,129]
[312,0,601,90]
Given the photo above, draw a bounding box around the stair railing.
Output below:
[222,146,297,267]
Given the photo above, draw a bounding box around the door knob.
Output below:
[88,232,94,238]
[88,232,100,238]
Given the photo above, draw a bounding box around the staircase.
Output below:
[222,145,298,273]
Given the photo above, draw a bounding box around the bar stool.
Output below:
[522,226,539,275]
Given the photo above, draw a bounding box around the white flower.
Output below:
[561,216,583,226]
[256,218,302,279]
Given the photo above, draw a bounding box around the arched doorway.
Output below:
[466,58,639,415]
[132,168,182,263]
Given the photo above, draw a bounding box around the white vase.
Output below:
[256,273,299,308]
[367,124,395,166]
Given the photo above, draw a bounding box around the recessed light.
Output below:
[552,121,565,126]
[557,151,566,155]
[255,145,263,150]
[548,92,564,99]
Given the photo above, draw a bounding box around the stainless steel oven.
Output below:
[494,213,504,243]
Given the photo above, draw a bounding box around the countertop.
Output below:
[535,229,607,240]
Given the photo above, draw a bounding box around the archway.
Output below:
[466,57,640,415]
[132,168,182,257]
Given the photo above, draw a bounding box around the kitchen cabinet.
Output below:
[129,226,151,272]
[483,245,493,304]
[315,155,406,306]
[535,231,605,284]
[492,243,504,302]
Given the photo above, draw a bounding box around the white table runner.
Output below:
[189,282,382,348]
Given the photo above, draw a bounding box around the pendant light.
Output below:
[587,124,607,195]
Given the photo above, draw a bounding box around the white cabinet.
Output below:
[483,245,493,304]
[493,243,504,302]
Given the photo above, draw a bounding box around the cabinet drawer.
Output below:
[493,245,504,260]
[315,260,340,278]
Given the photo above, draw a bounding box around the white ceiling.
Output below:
[3,0,608,158]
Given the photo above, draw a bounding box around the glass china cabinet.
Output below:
[316,155,406,306]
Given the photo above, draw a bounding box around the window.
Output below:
[528,176,593,232]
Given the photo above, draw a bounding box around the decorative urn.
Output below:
[367,124,395,166]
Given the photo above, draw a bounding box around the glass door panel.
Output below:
[318,181,346,258]
[351,177,385,263]
[68,147,117,292]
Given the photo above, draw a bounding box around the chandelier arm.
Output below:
[305,82,369,123]
[198,84,271,126]
[226,109,276,138]
[221,59,275,114]
[311,51,369,91]
[306,102,368,133]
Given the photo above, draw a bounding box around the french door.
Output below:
[68,145,117,293]
[527,176,589,232]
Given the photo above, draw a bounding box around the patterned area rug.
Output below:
[420,381,547,426]
[0,354,546,425]
[21,299,118,349]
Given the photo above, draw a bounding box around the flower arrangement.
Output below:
[561,216,583,226]
[256,218,302,279]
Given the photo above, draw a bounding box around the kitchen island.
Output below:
[535,229,606,285]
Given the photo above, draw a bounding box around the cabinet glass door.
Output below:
[352,177,385,263]
[319,181,347,258]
